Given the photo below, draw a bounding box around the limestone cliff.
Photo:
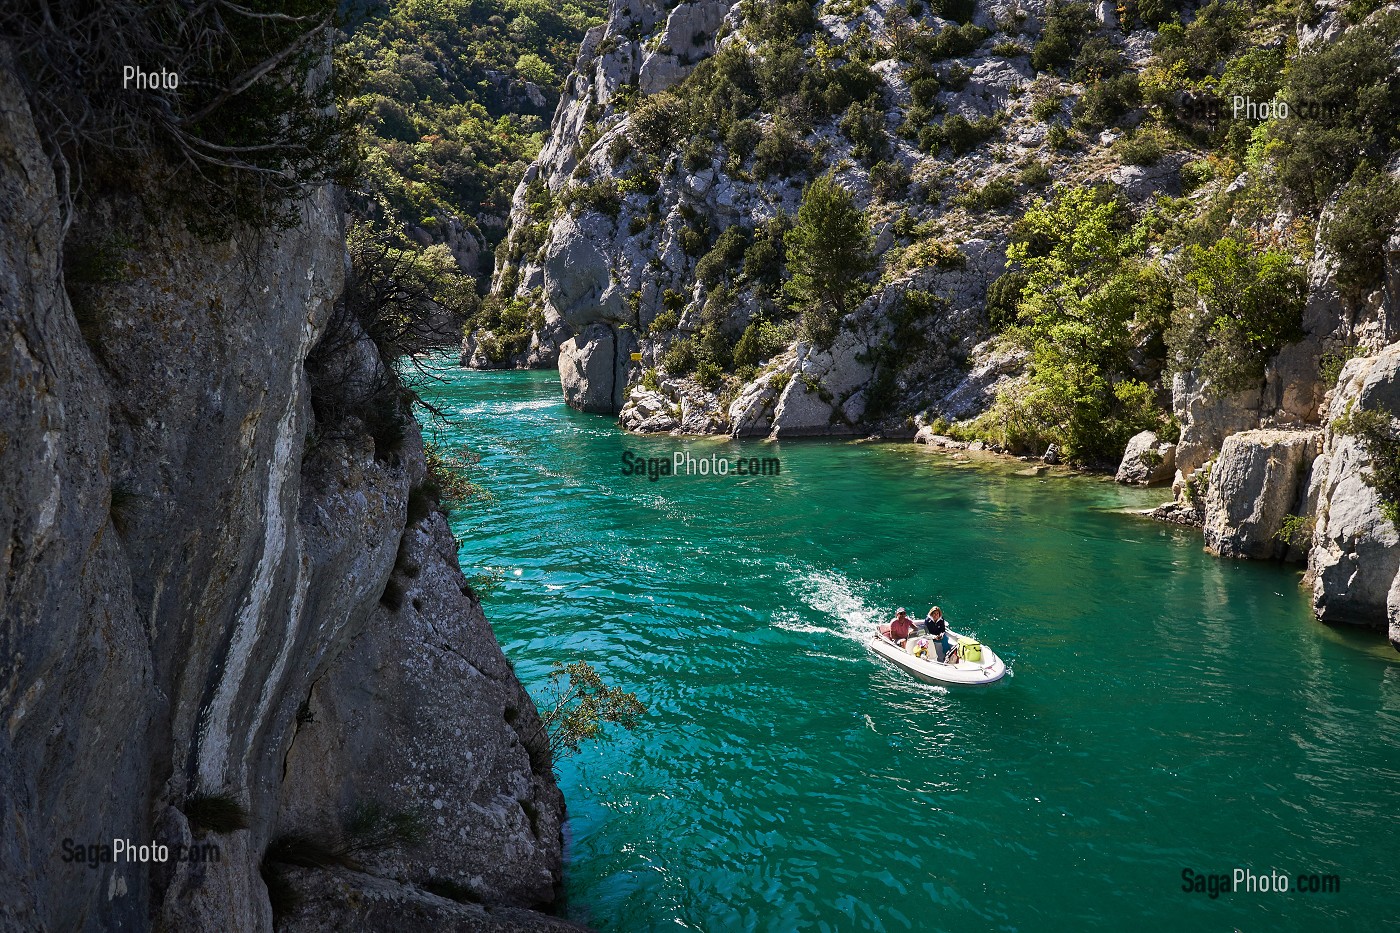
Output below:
[481,0,1170,435]
[0,49,574,932]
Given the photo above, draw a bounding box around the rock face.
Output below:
[1202,430,1319,560]
[1307,348,1400,630]
[1115,431,1177,486]
[482,0,1180,430]
[560,321,636,413]
[0,50,564,932]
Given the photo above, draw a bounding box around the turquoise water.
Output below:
[413,363,1400,932]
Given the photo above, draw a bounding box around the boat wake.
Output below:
[781,566,881,646]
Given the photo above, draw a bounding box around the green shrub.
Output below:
[928,0,978,21]
[1321,163,1400,294]
[955,177,1017,212]
[1275,513,1316,549]
[986,269,1029,330]
[742,217,790,288]
[1072,37,1126,83]
[1319,345,1362,387]
[1031,89,1066,122]
[1031,2,1096,73]
[869,160,912,199]
[839,98,891,164]
[183,792,250,834]
[649,309,681,333]
[628,93,691,156]
[1114,126,1167,165]
[695,225,750,287]
[914,22,990,61]
[1047,123,1078,150]
[694,359,724,389]
[1019,160,1052,187]
[924,113,1000,154]
[753,121,813,177]
[661,337,699,374]
[1152,1,1244,79]
[1074,73,1142,129]
[725,118,763,164]
[1271,12,1400,208]
[1167,237,1307,393]
[992,185,1171,464]
[562,179,622,217]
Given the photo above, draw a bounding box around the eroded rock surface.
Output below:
[1202,430,1319,560]
[0,47,566,932]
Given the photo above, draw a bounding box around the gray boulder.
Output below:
[560,323,619,413]
[274,866,588,933]
[619,385,681,433]
[1202,429,1319,559]
[1115,431,1177,486]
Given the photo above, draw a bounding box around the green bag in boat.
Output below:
[960,641,983,663]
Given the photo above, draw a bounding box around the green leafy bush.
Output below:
[955,177,1017,212]
[753,121,813,177]
[870,160,912,199]
[991,186,1172,463]
[628,93,692,156]
[1031,2,1096,73]
[661,336,699,374]
[1074,74,1142,129]
[986,270,1029,331]
[1271,13,1400,208]
[1168,237,1307,393]
[695,225,750,288]
[1321,162,1400,294]
[1113,126,1167,165]
[840,98,891,164]
[923,114,1000,154]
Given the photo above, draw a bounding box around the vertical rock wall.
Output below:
[0,48,568,932]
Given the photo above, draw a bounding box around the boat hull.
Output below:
[869,630,1007,686]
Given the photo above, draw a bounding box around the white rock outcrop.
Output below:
[1307,347,1400,628]
[1202,429,1319,559]
[1115,430,1177,486]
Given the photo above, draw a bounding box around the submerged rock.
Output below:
[1202,429,1319,560]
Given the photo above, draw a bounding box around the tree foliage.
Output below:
[783,176,874,344]
[992,186,1170,463]
[535,662,647,760]
[1167,237,1306,394]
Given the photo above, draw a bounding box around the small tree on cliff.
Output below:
[784,175,874,346]
[535,662,647,761]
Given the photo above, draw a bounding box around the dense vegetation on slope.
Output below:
[491,0,1400,464]
[344,0,605,256]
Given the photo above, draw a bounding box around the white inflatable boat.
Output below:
[869,629,1007,686]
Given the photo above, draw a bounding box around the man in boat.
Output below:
[923,606,952,662]
[881,608,917,647]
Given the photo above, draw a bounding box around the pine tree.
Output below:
[783,175,874,345]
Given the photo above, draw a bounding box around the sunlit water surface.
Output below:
[414,362,1400,932]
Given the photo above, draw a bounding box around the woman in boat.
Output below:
[924,606,952,662]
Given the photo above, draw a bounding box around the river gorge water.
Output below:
[414,361,1400,932]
